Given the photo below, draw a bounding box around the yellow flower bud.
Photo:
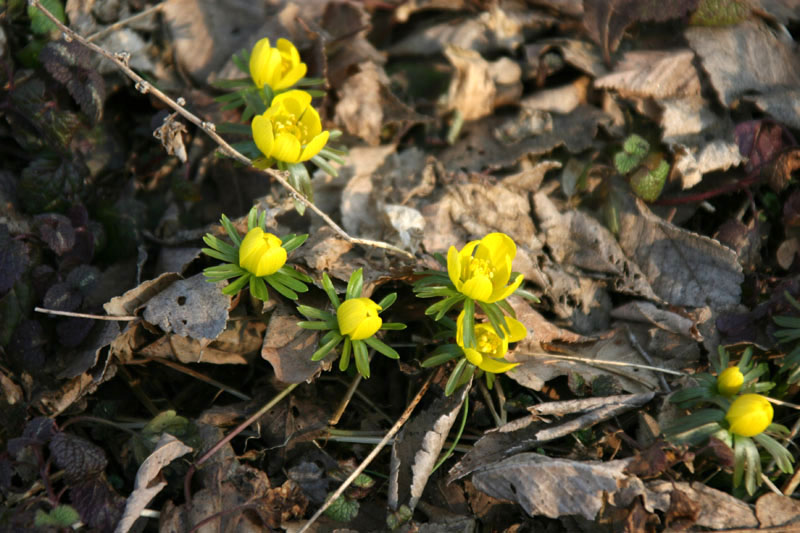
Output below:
[337,298,382,341]
[238,227,287,277]
[726,393,773,437]
[252,90,330,165]
[447,233,524,303]
[717,366,744,396]
[249,37,307,91]
[455,311,527,374]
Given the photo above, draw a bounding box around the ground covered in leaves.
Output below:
[2,0,800,531]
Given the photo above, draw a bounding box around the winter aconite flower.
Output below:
[252,90,329,167]
[726,394,773,437]
[456,311,526,374]
[717,366,744,397]
[337,298,382,341]
[249,37,307,91]
[297,269,405,378]
[239,228,287,277]
[202,207,310,301]
[447,233,523,304]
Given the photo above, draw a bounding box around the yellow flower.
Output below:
[239,227,287,277]
[717,366,744,396]
[447,233,524,303]
[249,37,307,91]
[337,298,382,341]
[456,310,527,374]
[726,394,773,437]
[252,90,330,165]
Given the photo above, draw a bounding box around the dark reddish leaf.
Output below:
[67,265,100,295]
[704,436,735,468]
[784,190,800,228]
[69,477,125,531]
[625,441,670,478]
[40,40,105,124]
[0,225,28,295]
[35,213,76,256]
[7,417,57,456]
[734,120,786,173]
[43,282,82,312]
[8,319,48,373]
[49,432,107,483]
[764,149,800,192]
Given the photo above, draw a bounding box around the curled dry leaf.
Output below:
[388,383,469,513]
[262,301,327,384]
[114,433,192,533]
[594,49,701,99]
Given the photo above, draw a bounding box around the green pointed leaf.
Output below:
[249,276,269,301]
[210,78,253,89]
[753,433,794,474]
[353,339,371,378]
[380,322,406,330]
[346,268,364,300]
[312,332,343,361]
[221,274,250,295]
[445,359,469,396]
[266,277,298,300]
[339,337,352,372]
[377,292,397,311]
[297,305,335,321]
[270,271,309,292]
[322,273,340,308]
[281,234,309,253]
[310,154,339,177]
[364,336,399,359]
[461,299,476,349]
[220,214,242,246]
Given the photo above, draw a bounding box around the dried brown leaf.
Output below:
[686,20,800,107]
[262,302,327,384]
[616,194,743,309]
[115,434,192,533]
[755,492,800,527]
[595,49,701,99]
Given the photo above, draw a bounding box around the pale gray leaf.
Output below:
[388,384,469,512]
[142,273,230,342]
[617,195,743,310]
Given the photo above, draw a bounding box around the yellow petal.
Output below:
[477,357,519,374]
[255,246,287,276]
[249,38,271,86]
[239,228,264,266]
[463,347,483,367]
[455,309,466,347]
[299,130,329,162]
[461,275,493,302]
[252,114,274,159]
[276,38,300,64]
[272,132,302,163]
[447,246,461,290]
[299,105,323,138]
[350,315,383,340]
[717,366,744,397]
[275,62,307,91]
[503,316,527,343]
[263,48,283,88]
[487,273,523,303]
[272,89,312,113]
[479,232,516,266]
[726,393,773,437]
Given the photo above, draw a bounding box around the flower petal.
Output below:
[477,357,519,374]
[447,246,461,290]
[272,89,312,113]
[275,62,307,91]
[299,130,329,162]
[252,114,274,159]
[263,48,282,88]
[249,38,271,86]
[480,232,516,266]
[255,246,287,276]
[299,105,322,139]
[461,275,493,302]
[272,132,303,163]
[276,38,300,64]
[488,273,523,303]
[503,315,528,343]
[351,315,382,340]
[239,228,265,272]
[463,347,483,367]
[455,309,466,346]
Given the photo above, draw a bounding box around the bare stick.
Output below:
[297,370,437,533]
[30,0,414,260]
[625,325,672,392]
[35,306,138,321]
[522,351,686,376]
[86,2,164,42]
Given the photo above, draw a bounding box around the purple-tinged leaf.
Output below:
[0,225,28,295]
[70,477,125,531]
[35,213,76,256]
[49,432,108,483]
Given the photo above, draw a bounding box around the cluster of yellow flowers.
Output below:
[247,39,329,167]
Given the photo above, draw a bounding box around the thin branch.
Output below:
[34,306,138,321]
[86,2,164,42]
[30,0,414,260]
[297,369,438,533]
[522,351,687,376]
